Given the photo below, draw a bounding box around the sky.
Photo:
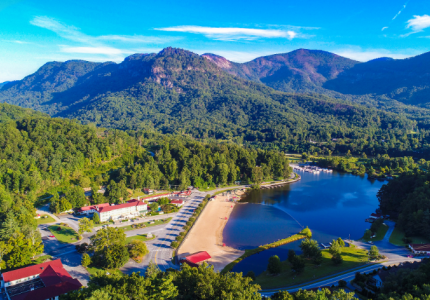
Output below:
[0,0,429,82]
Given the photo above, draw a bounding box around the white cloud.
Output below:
[381,27,388,31]
[96,35,178,43]
[194,49,277,62]
[333,49,414,62]
[155,26,299,41]
[406,15,430,33]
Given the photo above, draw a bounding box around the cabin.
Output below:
[409,244,430,254]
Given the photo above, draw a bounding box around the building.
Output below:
[180,251,211,267]
[370,213,383,219]
[96,199,147,222]
[77,203,110,215]
[1,259,82,300]
[171,200,184,207]
[140,193,171,203]
[409,244,430,254]
[144,188,154,194]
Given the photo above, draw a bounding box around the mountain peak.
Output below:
[201,53,232,69]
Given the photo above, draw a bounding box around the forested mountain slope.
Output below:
[0,48,419,157]
[0,103,47,122]
[203,49,430,108]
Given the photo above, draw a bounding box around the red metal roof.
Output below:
[12,281,81,300]
[184,251,211,264]
[78,203,110,212]
[370,213,382,218]
[98,199,146,213]
[171,200,184,204]
[410,244,430,252]
[2,259,65,283]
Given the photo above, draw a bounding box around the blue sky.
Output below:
[0,0,429,82]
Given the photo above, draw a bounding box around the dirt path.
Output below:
[178,192,245,271]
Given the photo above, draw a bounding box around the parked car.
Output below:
[49,235,55,238]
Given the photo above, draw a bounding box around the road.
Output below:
[121,190,208,274]
[260,220,420,296]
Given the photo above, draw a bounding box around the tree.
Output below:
[271,291,294,300]
[251,166,264,185]
[301,227,312,239]
[245,270,256,281]
[90,227,126,252]
[267,255,282,274]
[337,237,345,247]
[149,202,159,213]
[5,232,34,269]
[329,240,343,265]
[78,176,91,188]
[92,213,100,224]
[105,243,129,269]
[300,239,320,260]
[81,253,91,267]
[288,249,296,264]
[291,255,305,274]
[127,240,149,258]
[0,241,12,270]
[369,245,379,259]
[78,218,94,235]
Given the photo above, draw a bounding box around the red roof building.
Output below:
[77,203,110,214]
[180,251,211,267]
[370,213,383,219]
[1,259,82,300]
[96,199,148,222]
[409,244,430,254]
[171,200,184,207]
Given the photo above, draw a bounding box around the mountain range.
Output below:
[0,47,419,150]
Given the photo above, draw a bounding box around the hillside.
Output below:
[0,47,422,156]
[203,49,430,108]
[0,102,47,122]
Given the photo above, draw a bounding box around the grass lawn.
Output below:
[254,245,369,289]
[32,255,52,265]
[86,265,123,276]
[36,214,56,225]
[48,225,80,243]
[389,227,430,246]
[364,224,389,242]
[126,234,156,244]
[120,217,172,232]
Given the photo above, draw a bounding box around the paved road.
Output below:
[121,191,207,274]
[260,220,420,296]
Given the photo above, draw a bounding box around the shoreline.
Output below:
[177,191,245,271]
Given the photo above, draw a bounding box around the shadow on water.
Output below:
[223,170,385,274]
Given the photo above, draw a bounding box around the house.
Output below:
[140,193,171,203]
[77,203,110,215]
[180,251,211,267]
[1,259,82,300]
[370,213,383,219]
[366,261,420,289]
[144,188,154,194]
[96,199,148,222]
[171,200,184,207]
[409,244,430,254]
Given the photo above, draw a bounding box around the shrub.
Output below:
[338,279,347,287]
[175,236,183,242]
[267,255,282,274]
[171,241,179,248]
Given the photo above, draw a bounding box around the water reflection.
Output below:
[223,170,385,275]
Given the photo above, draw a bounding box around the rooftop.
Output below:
[78,203,110,212]
[98,199,146,213]
[410,244,430,252]
[184,251,211,264]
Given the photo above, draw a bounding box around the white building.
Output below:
[96,199,148,222]
[77,203,110,215]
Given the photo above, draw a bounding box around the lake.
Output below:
[223,169,385,275]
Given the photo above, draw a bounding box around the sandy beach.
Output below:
[178,190,245,271]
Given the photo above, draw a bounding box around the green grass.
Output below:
[36,214,56,225]
[48,225,80,243]
[86,265,123,276]
[222,233,307,273]
[120,217,172,232]
[126,234,156,244]
[364,224,389,242]
[389,227,430,246]
[254,246,369,289]
[32,255,52,265]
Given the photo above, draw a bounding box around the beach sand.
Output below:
[178,191,245,271]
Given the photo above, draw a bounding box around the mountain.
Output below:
[203,49,430,108]
[0,47,415,155]
[0,102,47,122]
[203,49,359,95]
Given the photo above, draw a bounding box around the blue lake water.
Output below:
[223,169,385,275]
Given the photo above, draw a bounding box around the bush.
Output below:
[175,236,183,242]
[338,279,347,287]
[332,253,343,265]
[245,270,256,281]
[171,241,179,248]
[179,232,185,237]
[189,217,196,222]
[267,255,282,275]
